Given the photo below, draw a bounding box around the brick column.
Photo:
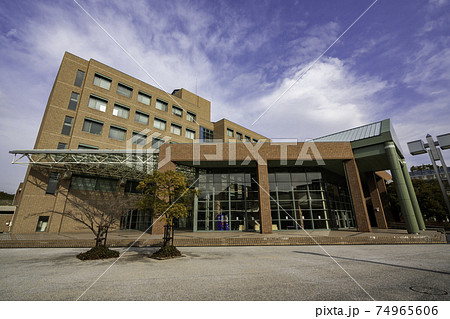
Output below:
[344,159,372,232]
[257,163,272,234]
[366,172,388,229]
[377,177,394,224]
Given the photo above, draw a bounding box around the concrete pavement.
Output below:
[0,245,449,301]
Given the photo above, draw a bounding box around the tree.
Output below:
[387,179,448,223]
[50,191,140,247]
[137,170,197,254]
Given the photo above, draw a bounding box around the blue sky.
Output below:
[0,0,449,193]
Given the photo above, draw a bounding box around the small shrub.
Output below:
[77,246,120,260]
[150,245,181,259]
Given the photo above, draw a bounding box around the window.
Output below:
[155,99,168,111]
[135,111,149,125]
[35,216,49,232]
[82,118,103,135]
[172,106,183,117]
[227,128,234,137]
[109,125,127,141]
[236,132,242,140]
[74,70,85,87]
[117,83,133,98]
[187,111,196,122]
[93,73,112,90]
[78,144,98,150]
[57,142,67,149]
[46,172,59,194]
[113,104,130,119]
[185,128,195,139]
[245,135,251,142]
[170,123,181,136]
[154,117,166,131]
[152,137,164,149]
[61,116,73,136]
[88,95,107,112]
[68,92,80,110]
[125,180,141,194]
[253,139,258,143]
[138,92,151,105]
[132,132,147,145]
[71,175,118,192]
[199,126,214,143]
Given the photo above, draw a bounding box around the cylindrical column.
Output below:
[384,141,420,234]
[400,159,426,230]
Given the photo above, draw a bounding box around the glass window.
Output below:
[138,92,151,105]
[187,111,196,122]
[152,137,164,149]
[109,125,127,141]
[245,135,251,142]
[68,92,79,110]
[227,128,234,137]
[112,104,130,119]
[171,123,181,136]
[200,126,214,143]
[88,95,107,112]
[71,175,96,190]
[93,73,111,90]
[236,132,242,140]
[57,142,67,149]
[82,118,103,135]
[35,216,49,232]
[61,116,73,136]
[253,138,258,143]
[135,111,149,125]
[46,172,59,194]
[156,99,168,111]
[185,128,195,139]
[78,144,98,150]
[132,132,147,145]
[74,70,85,87]
[117,83,133,98]
[172,106,183,117]
[154,118,166,131]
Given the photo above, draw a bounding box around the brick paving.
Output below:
[0,228,446,248]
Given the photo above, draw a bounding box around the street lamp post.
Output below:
[407,133,450,217]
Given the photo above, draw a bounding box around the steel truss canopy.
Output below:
[9,149,159,180]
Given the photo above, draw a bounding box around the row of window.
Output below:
[61,115,196,147]
[67,92,197,137]
[74,70,197,122]
[226,128,258,143]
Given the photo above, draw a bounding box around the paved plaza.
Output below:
[0,244,449,301]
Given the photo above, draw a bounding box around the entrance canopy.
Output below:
[314,119,403,173]
[9,149,159,180]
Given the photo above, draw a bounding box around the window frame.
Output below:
[93,73,112,90]
[153,117,167,131]
[172,106,183,117]
[68,92,80,110]
[134,110,150,125]
[88,95,108,112]
[186,111,196,122]
[227,128,234,137]
[170,123,182,136]
[61,116,74,136]
[112,103,130,119]
[82,118,104,135]
[74,70,85,87]
[132,131,147,146]
[116,82,133,98]
[185,128,196,139]
[155,99,168,112]
[109,125,127,141]
[137,91,151,105]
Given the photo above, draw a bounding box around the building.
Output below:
[9,52,425,235]
[410,166,449,181]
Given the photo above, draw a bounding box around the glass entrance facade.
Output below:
[268,167,355,230]
[195,168,260,231]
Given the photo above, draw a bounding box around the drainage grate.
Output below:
[409,286,448,295]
